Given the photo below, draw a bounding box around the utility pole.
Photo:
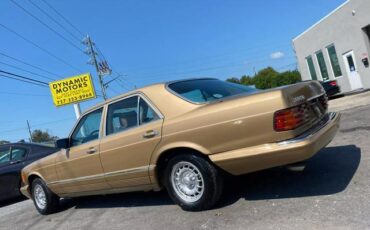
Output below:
[83,35,108,100]
[27,120,33,143]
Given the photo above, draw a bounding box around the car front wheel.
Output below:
[164,154,223,211]
[31,178,59,215]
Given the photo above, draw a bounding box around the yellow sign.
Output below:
[49,73,96,107]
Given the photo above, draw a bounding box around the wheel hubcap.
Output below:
[171,161,204,203]
[34,184,46,210]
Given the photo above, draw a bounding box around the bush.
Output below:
[226,67,301,89]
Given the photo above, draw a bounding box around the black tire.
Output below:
[164,154,223,211]
[31,178,59,215]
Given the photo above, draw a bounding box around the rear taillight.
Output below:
[274,105,306,132]
[329,81,337,86]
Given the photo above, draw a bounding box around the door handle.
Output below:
[143,130,159,139]
[86,147,97,154]
[10,160,21,165]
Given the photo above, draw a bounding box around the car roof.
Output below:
[83,78,217,115]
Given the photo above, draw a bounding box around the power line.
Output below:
[10,0,84,52]
[0,91,49,97]
[0,117,75,134]
[0,60,55,81]
[0,23,82,72]
[0,51,61,78]
[0,69,48,86]
[36,0,135,94]
[28,0,82,42]
[40,0,85,37]
[134,55,296,81]
[0,74,48,88]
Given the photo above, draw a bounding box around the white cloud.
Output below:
[270,51,285,59]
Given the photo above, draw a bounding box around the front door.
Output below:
[99,95,163,189]
[54,107,110,194]
[343,51,363,90]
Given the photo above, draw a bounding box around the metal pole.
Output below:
[73,103,81,119]
[86,35,107,100]
[26,120,33,143]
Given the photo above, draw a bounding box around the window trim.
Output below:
[326,44,343,79]
[68,107,104,148]
[104,93,163,137]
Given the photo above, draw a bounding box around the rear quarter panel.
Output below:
[151,81,325,164]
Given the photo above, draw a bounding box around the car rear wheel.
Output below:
[31,178,59,215]
[164,154,223,211]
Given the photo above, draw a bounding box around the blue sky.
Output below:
[0,0,345,142]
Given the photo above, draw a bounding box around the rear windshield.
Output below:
[167,79,258,103]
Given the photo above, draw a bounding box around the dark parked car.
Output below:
[320,80,341,98]
[0,143,58,202]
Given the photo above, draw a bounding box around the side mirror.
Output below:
[55,138,70,149]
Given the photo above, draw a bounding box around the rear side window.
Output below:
[168,79,257,103]
[106,96,139,135]
[139,98,160,125]
[11,147,27,161]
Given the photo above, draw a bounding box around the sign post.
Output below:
[73,104,82,119]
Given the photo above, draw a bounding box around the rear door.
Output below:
[7,146,28,196]
[99,94,163,188]
[0,146,11,199]
[0,145,28,199]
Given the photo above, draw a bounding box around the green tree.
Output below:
[253,67,279,89]
[240,75,254,85]
[31,129,58,143]
[226,67,301,89]
[0,140,10,145]
[276,70,301,86]
[226,77,240,84]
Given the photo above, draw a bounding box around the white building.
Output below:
[293,0,370,93]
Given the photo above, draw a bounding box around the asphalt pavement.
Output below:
[0,99,369,230]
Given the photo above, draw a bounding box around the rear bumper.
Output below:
[327,86,341,97]
[20,185,31,199]
[210,112,341,175]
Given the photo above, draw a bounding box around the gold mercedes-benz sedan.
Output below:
[20,78,340,214]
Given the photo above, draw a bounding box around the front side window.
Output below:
[327,45,342,77]
[168,79,258,103]
[306,56,317,80]
[0,147,11,164]
[316,50,329,81]
[11,147,27,162]
[106,96,139,135]
[71,108,103,147]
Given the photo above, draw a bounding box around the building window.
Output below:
[316,50,329,81]
[306,56,317,80]
[327,45,342,77]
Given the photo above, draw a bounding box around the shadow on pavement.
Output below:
[0,196,27,208]
[219,145,361,207]
[60,144,360,211]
